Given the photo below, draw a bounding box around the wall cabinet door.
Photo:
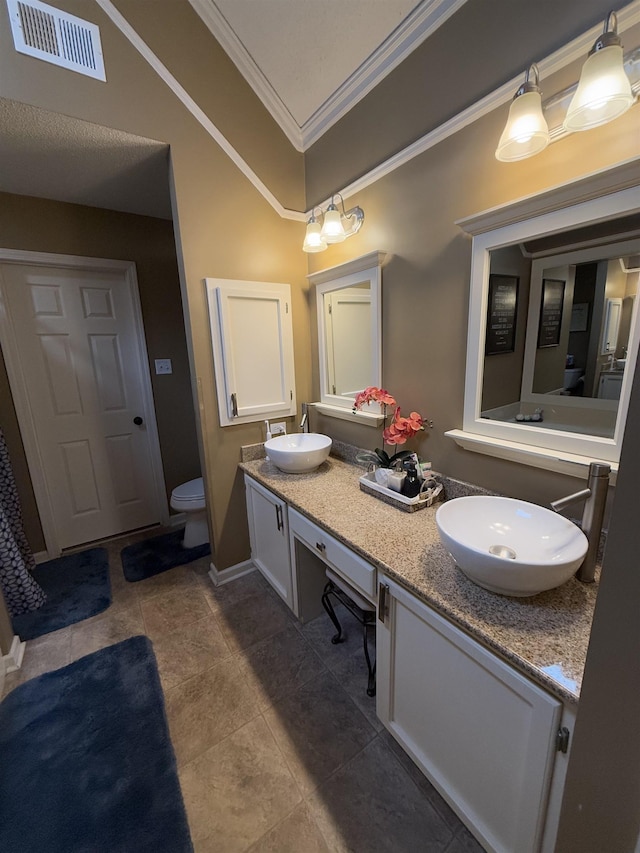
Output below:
[377,576,561,853]
[244,476,292,607]
[206,278,296,426]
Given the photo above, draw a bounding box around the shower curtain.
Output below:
[0,428,46,617]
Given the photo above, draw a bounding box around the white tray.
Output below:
[359,471,441,512]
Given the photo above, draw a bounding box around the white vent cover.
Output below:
[6,0,105,81]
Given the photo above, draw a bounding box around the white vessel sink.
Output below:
[265,433,332,473]
[435,496,588,597]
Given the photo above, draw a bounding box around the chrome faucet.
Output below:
[550,461,611,583]
[299,402,309,433]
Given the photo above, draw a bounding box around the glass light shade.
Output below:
[563,44,634,131]
[495,90,550,162]
[320,207,346,243]
[302,220,327,253]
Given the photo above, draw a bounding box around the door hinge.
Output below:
[286,302,289,313]
[332,384,336,395]
[290,390,293,400]
[556,726,570,753]
[328,303,332,314]
[378,582,390,623]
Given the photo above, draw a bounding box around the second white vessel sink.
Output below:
[265,433,332,473]
[436,495,588,597]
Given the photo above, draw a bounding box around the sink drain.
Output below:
[489,544,517,560]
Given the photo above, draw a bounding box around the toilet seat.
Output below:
[170,477,205,510]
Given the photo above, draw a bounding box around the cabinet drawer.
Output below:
[289,508,376,602]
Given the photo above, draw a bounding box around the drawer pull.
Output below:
[315,541,326,553]
[275,504,283,532]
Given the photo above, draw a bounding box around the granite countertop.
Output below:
[240,446,599,705]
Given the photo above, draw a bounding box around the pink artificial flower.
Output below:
[382,409,425,445]
[353,386,397,410]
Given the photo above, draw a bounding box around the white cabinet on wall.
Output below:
[377,576,563,853]
[206,278,296,426]
[244,476,293,607]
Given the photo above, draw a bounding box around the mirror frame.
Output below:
[451,162,640,478]
[308,251,386,424]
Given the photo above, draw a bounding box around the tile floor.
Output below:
[2,530,485,853]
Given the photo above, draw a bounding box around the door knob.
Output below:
[133,416,143,425]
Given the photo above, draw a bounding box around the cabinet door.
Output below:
[245,477,292,607]
[206,278,296,426]
[377,577,561,853]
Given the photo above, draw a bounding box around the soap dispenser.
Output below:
[400,460,421,499]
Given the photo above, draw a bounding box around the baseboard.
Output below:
[208,559,255,587]
[3,634,26,673]
[33,550,50,564]
[169,512,186,528]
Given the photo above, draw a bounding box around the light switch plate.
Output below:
[155,359,172,375]
[270,422,286,436]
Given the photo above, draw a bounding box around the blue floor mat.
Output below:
[12,547,111,641]
[121,529,210,582]
[0,636,193,853]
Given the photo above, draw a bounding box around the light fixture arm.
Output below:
[329,192,365,237]
[591,11,621,53]
[514,63,541,98]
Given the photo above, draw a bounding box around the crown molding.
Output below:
[94,0,306,221]
[300,0,468,149]
[187,0,304,151]
[188,0,469,153]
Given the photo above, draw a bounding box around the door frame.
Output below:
[0,249,170,557]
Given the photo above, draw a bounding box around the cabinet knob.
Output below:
[133,416,143,425]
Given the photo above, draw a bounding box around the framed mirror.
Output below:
[308,251,385,422]
[451,165,640,477]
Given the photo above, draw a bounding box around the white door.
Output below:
[0,258,164,550]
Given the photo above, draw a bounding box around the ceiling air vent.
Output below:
[6,0,106,81]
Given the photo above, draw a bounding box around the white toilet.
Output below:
[170,477,209,549]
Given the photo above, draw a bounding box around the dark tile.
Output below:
[299,603,366,670]
[264,669,376,794]
[216,587,293,653]
[240,624,327,709]
[445,826,487,852]
[308,736,454,853]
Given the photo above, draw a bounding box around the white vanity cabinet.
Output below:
[377,575,565,853]
[244,476,293,608]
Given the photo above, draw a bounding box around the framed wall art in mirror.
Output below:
[308,251,386,424]
[450,160,640,479]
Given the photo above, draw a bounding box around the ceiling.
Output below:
[190,0,467,150]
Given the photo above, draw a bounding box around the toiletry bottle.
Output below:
[401,461,421,498]
[264,420,272,460]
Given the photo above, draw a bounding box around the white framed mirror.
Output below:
[308,251,386,423]
[450,163,640,478]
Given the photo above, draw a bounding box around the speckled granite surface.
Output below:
[240,452,599,705]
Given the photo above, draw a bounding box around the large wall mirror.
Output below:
[308,251,385,422]
[451,165,640,477]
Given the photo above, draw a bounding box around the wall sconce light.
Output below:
[302,193,364,253]
[495,63,550,162]
[563,10,634,131]
[496,10,636,163]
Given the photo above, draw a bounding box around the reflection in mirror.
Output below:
[322,283,372,398]
[482,234,640,440]
[309,252,384,419]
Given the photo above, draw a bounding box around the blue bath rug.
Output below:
[11,547,111,641]
[0,635,193,853]
[121,528,210,582]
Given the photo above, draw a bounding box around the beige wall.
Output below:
[0,192,201,551]
[0,0,311,569]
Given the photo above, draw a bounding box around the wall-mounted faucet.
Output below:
[299,402,309,433]
[550,461,611,583]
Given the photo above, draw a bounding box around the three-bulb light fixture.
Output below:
[496,10,635,162]
[302,193,365,253]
